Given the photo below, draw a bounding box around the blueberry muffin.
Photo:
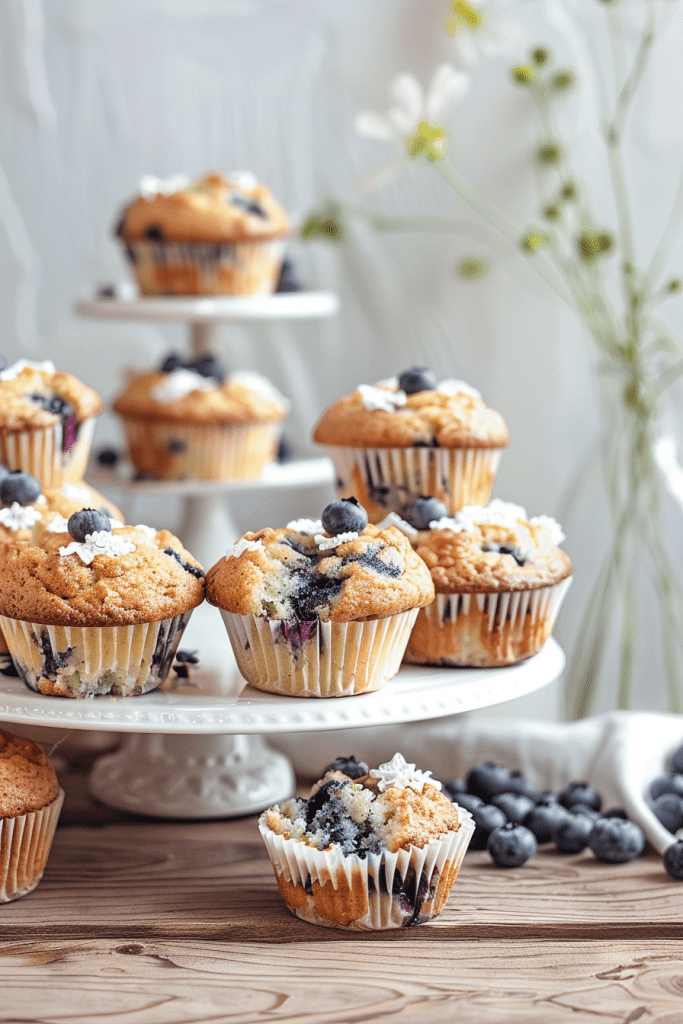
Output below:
[0,509,204,697]
[115,170,291,296]
[113,353,289,480]
[206,499,434,697]
[259,752,474,929]
[0,359,102,488]
[0,470,122,547]
[402,498,573,667]
[313,367,508,523]
[0,728,64,902]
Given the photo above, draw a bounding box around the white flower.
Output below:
[369,752,441,793]
[139,173,191,200]
[357,384,407,413]
[446,0,521,68]
[226,538,264,560]
[59,531,136,565]
[0,502,42,532]
[314,531,358,551]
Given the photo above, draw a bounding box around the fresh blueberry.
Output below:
[174,650,199,664]
[398,367,438,395]
[466,763,520,803]
[190,354,226,382]
[602,808,630,820]
[663,840,683,879]
[160,352,186,374]
[277,437,295,464]
[588,818,645,863]
[322,756,369,780]
[321,498,368,536]
[400,496,448,530]
[504,770,542,801]
[230,193,267,219]
[0,471,41,506]
[651,793,683,834]
[470,803,508,850]
[443,778,467,801]
[96,446,120,467]
[649,773,683,801]
[523,799,570,843]
[488,822,537,867]
[67,508,112,543]
[491,792,535,825]
[167,439,187,453]
[276,257,303,293]
[557,781,602,812]
[144,224,166,241]
[671,743,683,775]
[451,792,484,814]
[568,803,602,822]
[552,813,594,854]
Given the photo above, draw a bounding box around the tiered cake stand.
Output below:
[0,293,567,819]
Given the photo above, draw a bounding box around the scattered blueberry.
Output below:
[277,437,295,464]
[191,354,226,382]
[663,841,683,879]
[523,799,570,844]
[552,813,594,854]
[588,818,645,863]
[96,446,120,468]
[488,823,537,868]
[276,257,303,293]
[557,781,602,812]
[322,756,369,780]
[167,439,187,453]
[144,224,166,241]
[160,352,185,374]
[67,508,111,542]
[466,763,522,803]
[0,471,42,507]
[451,792,484,814]
[230,193,267,218]
[398,367,438,395]
[175,650,199,664]
[671,743,683,775]
[603,808,630,820]
[470,803,508,850]
[649,773,683,801]
[0,658,18,677]
[568,803,602,822]
[491,792,535,825]
[651,793,683,834]
[321,498,368,537]
[163,547,205,578]
[400,496,448,530]
[443,778,467,801]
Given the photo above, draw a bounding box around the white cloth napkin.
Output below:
[271,711,683,853]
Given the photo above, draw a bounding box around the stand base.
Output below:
[88,733,295,819]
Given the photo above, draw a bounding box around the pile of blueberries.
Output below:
[646,744,683,880]
[158,352,226,382]
[444,762,647,870]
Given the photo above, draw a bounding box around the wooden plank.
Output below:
[1,820,681,942]
[1,936,683,1023]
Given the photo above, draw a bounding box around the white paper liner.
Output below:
[0,788,64,902]
[119,417,282,480]
[325,445,503,523]
[220,608,418,697]
[124,238,287,296]
[404,576,573,667]
[259,805,474,930]
[0,611,192,698]
[0,416,96,489]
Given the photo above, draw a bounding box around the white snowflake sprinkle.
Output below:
[59,531,136,565]
[226,538,264,559]
[314,531,359,551]
[0,502,42,532]
[369,752,441,793]
[357,384,407,413]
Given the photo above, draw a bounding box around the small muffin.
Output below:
[259,752,474,930]
[206,499,434,697]
[0,728,64,902]
[0,359,102,488]
[400,498,573,667]
[313,367,508,524]
[115,170,292,296]
[113,353,289,480]
[0,471,123,547]
[0,509,204,697]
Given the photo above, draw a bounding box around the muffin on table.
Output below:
[113,353,289,481]
[206,498,434,697]
[0,728,64,902]
[0,359,102,488]
[259,752,474,930]
[397,497,573,667]
[115,170,292,296]
[0,509,204,698]
[313,366,508,524]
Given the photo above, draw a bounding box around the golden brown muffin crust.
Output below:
[0,366,102,431]
[313,383,508,449]
[113,372,287,426]
[0,729,59,818]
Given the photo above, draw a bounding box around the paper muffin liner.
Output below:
[404,576,573,668]
[219,608,418,697]
[0,611,193,698]
[259,805,474,930]
[325,445,503,524]
[119,416,282,481]
[0,416,96,489]
[122,238,287,296]
[0,788,64,903]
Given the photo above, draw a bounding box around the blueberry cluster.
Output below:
[28,391,73,427]
[648,741,683,879]
[159,352,226,382]
[303,756,377,856]
[0,467,42,506]
[444,762,645,869]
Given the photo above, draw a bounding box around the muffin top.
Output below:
[264,753,461,855]
[313,367,508,449]
[0,512,205,626]
[0,473,123,547]
[113,354,289,426]
[0,728,59,818]
[0,360,103,431]
[206,500,434,622]
[408,498,573,593]
[116,170,291,244]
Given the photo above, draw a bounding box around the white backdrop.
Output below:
[1,0,682,717]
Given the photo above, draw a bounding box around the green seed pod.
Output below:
[666,278,681,293]
[521,231,551,252]
[458,257,489,279]
[531,47,550,65]
[577,231,612,262]
[543,205,560,221]
[561,181,577,200]
[512,65,536,85]
[552,70,575,91]
[538,143,563,164]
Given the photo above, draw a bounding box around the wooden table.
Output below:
[2,765,683,1023]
